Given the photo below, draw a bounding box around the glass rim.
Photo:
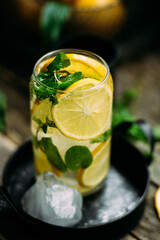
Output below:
[33,48,110,94]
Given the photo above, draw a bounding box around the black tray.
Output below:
[0,134,151,240]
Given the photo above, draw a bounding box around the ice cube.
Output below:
[22,172,83,227]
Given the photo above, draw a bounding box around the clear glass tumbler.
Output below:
[30,49,113,195]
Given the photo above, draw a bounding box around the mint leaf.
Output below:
[0,91,7,132]
[58,72,83,90]
[112,88,139,129]
[153,125,160,141]
[126,123,148,143]
[39,138,67,172]
[40,2,72,45]
[121,88,139,107]
[65,146,93,171]
[112,105,135,129]
[47,52,70,72]
[90,129,111,143]
[33,116,56,133]
[45,116,56,128]
[33,52,83,103]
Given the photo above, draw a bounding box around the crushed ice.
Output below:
[22,172,83,227]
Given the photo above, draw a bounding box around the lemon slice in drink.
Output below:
[52,78,112,140]
[31,98,53,122]
[77,139,111,187]
[33,146,52,174]
[155,186,160,219]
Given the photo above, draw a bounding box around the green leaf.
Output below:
[126,123,148,143]
[0,91,7,132]
[65,146,93,171]
[39,138,67,172]
[33,117,42,125]
[45,116,56,128]
[153,125,160,141]
[40,2,72,45]
[121,88,139,107]
[90,129,111,143]
[47,52,70,72]
[42,124,47,134]
[112,87,139,129]
[49,94,59,105]
[112,105,135,129]
[57,72,83,90]
[33,116,56,133]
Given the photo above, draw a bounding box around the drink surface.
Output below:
[30,51,113,195]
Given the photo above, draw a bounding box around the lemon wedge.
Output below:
[52,78,112,141]
[77,138,111,187]
[155,186,160,219]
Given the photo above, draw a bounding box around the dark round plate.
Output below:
[0,136,150,240]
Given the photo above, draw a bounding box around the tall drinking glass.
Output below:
[30,49,113,195]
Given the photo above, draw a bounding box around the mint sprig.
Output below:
[90,129,111,143]
[57,72,83,90]
[40,2,72,45]
[33,52,83,104]
[33,116,56,134]
[39,138,67,172]
[47,52,70,72]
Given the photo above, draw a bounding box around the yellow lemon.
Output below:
[31,98,53,123]
[77,138,111,187]
[52,78,112,140]
[33,146,52,174]
[155,186,160,219]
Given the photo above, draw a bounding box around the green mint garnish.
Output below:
[65,146,93,171]
[90,129,111,143]
[33,52,83,104]
[40,2,72,46]
[47,52,70,72]
[39,137,67,172]
[153,125,160,142]
[125,123,148,143]
[57,72,83,90]
[33,116,56,134]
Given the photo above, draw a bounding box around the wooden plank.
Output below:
[121,235,138,240]
[131,184,160,240]
[115,53,160,126]
[0,133,17,185]
[0,71,30,142]
[150,142,160,186]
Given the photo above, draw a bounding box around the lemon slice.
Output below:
[33,146,52,174]
[31,98,53,123]
[77,138,111,187]
[155,186,160,219]
[52,78,112,140]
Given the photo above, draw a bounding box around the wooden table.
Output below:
[0,47,160,240]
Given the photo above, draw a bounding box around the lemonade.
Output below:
[30,49,113,195]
